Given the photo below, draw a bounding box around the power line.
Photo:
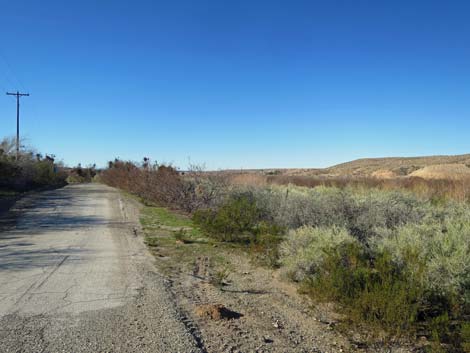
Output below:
[6,91,29,160]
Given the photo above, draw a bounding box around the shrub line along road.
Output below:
[0,184,202,353]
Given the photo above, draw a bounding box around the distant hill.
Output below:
[234,154,470,180]
[324,154,470,178]
[215,153,470,180]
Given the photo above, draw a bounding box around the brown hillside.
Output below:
[323,154,470,177]
[212,153,470,179]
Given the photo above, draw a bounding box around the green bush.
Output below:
[301,242,425,339]
[33,161,56,185]
[193,193,267,242]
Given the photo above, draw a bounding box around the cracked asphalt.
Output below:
[0,184,202,353]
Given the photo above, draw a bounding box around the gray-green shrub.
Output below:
[280,225,357,281]
[279,197,470,349]
[374,211,470,299]
[252,185,430,242]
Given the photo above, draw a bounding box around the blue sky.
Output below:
[0,1,469,169]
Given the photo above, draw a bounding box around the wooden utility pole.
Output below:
[6,91,29,160]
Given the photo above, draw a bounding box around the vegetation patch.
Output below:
[300,244,425,341]
[138,202,226,276]
[104,159,470,351]
[193,193,282,242]
[141,206,202,238]
[0,137,67,192]
[142,206,193,228]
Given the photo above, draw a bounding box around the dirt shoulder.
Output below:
[136,198,361,353]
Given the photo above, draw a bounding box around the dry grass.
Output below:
[371,169,398,178]
[227,173,267,186]
[409,163,470,180]
[265,175,470,202]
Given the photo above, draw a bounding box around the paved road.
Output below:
[0,184,201,352]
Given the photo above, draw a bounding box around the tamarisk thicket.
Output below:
[100,159,228,212]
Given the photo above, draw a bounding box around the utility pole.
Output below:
[6,91,29,160]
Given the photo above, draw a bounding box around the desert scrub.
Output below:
[374,214,470,306]
[253,185,350,230]
[253,185,430,243]
[192,192,281,242]
[102,158,470,350]
[281,205,470,349]
[280,225,357,281]
[300,243,425,339]
[374,206,470,291]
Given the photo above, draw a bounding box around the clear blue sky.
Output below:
[0,1,469,169]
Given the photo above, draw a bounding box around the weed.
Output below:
[174,228,189,243]
[250,232,284,268]
[145,236,159,247]
[210,265,231,288]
